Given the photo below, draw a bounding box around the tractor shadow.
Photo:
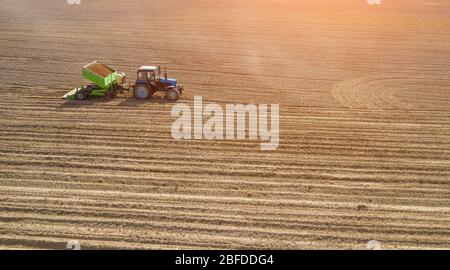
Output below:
[58,95,177,109]
[117,95,176,107]
[57,97,126,109]
[58,98,111,108]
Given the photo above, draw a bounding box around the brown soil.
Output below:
[0,0,449,250]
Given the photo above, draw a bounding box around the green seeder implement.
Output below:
[63,61,127,100]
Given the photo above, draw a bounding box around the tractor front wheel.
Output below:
[166,88,180,101]
[133,84,151,100]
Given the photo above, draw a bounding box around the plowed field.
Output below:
[0,0,449,249]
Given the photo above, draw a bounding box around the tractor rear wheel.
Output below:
[133,84,151,100]
[75,91,86,100]
[166,88,180,101]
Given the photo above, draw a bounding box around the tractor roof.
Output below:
[139,66,158,71]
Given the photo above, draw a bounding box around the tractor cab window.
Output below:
[138,71,147,81]
[138,70,156,81]
[148,71,155,81]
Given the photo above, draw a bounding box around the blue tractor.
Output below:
[133,66,184,101]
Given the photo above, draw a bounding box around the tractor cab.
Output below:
[137,66,160,84]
